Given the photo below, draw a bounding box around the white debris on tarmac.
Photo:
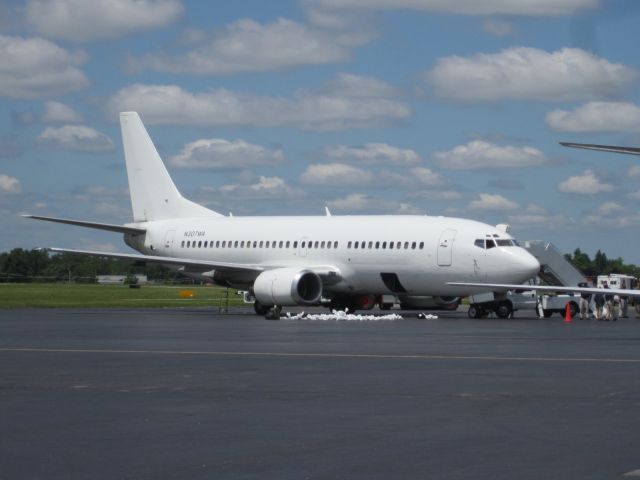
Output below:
[417,313,439,319]
[285,310,403,321]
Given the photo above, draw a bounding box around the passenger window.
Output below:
[181,241,185,247]
[419,242,424,249]
[187,241,190,247]
[293,241,298,248]
[279,241,284,248]
[411,242,416,249]
[253,241,257,248]
[234,241,238,248]
[389,242,393,249]
[404,242,409,249]
[286,241,290,248]
[382,242,387,249]
[321,241,325,249]
[334,241,338,249]
[354,241,358,249]
[314,241,319,248]
[368,241,373,249]
[327,241,331,249]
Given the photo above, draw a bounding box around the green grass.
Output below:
[0,283,247,309]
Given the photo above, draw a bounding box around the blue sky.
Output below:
[2,0,640,261]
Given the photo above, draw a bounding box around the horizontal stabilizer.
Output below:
[560,142,640,156]
[23,215,146,235]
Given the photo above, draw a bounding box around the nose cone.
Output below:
[513,248,540,282]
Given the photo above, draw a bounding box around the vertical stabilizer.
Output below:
[120,112,221,222]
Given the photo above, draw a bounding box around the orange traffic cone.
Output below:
[564,303,572,323]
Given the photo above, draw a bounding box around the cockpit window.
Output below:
[486,239,496,249]
[496,239,515,246]
[474,239,484,249]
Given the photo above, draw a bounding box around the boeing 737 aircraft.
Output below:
[25,112,540,318]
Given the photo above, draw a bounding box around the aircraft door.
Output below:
[164,230,176,252]
[437,229,457,266]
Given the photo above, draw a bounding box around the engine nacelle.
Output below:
[253,268,323,306]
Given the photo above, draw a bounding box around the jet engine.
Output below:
[253,268,323,306]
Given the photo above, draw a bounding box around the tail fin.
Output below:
[120,112,222,222]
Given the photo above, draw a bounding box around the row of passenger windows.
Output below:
[181,240,337,249]
[179,239,425,250]
[347,241,424,250]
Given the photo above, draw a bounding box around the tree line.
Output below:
[0,248,182,283]
[1,247,639,283]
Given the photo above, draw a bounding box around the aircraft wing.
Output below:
[447,282,640,298]
[44,247,343,281]
[560,142,640,156]
[45,247,264,274]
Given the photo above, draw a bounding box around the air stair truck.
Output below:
[468,240,589,319]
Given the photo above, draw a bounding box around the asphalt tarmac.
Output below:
[1,307,640,480]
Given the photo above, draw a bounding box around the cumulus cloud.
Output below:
[203,176,304,201]
[546,102,640,133]
[425,47,637,102]
[327,193,423,214]
[324,143,420,165]
[410,167,443,186]
[106,74,410,131]
[0,174,21,194]
[135,17,373,74]
[468,193,519,211]
[311,0,598,15]
[41,101,83,123]
[170,138,285,169]
[558,169,613,194]
[26,0,183,42]
[628,165,640,179]
[431,140,547,169]
[38,125,115,152]
[481,19,514,36]
[0,35,88,99]
[300,163,375,186]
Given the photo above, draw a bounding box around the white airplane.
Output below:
[25,112,540,318]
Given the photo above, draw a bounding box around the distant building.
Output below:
[96,274,148,285]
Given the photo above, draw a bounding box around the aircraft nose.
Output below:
[516,249,540,280]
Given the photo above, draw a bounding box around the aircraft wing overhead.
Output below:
[45,247,264,274]
[447,282,640,298]
[560,142,640,156]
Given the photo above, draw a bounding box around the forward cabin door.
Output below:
[437,229,457,266]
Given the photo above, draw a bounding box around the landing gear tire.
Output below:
[468,305,481,319]
[495,300,513,319]
[254,300,270,316]
[265,305,282,320]
[329,297,351,313]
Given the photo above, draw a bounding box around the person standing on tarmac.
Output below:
[620,279,629,318]
[603,282,616,321]
[578,282,591,320]
[594,285,605,321]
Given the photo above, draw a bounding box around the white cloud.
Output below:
[204,176,304,201]
[426,47,637,102]
[0,35,88,99]
[546,102,640,133]
[410,167,443,186]
[594,201,623,215]
[41,101,83,123]
[0,174,21,194]
[628,165,640,179]
[431,140,547,169]
[312,0,598,15]
[136,17,373,74]
[327,193,423,214]
[468,193,519,211]
[300,163,375,186]
[38,125,114,152]
[324,143,420,165]
[26,0,183,42]
[106,75,410,131]
[558,169,613,194]
[170,138,285,169]
[481,19,514,36]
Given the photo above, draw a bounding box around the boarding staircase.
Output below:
[520,240,587,286]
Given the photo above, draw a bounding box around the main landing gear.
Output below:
[467,300,513,319]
